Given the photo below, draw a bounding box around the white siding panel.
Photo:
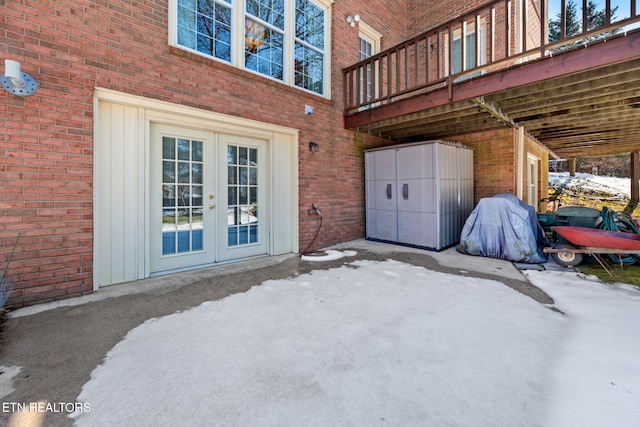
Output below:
[122,110,140,280]
[110,106,126,282]
[95,102,141,287]
[271,133,299,255]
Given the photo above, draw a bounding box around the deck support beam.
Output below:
[631,152,640,203]
[568,158,576,177]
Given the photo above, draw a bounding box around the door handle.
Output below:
[386,183,392,199]
[402,184,409,200]
[209,205,215,209]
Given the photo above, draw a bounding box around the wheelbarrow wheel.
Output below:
[551,244,583,267]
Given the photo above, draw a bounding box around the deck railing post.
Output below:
[523,0,528,52]
[342,0,640,114]
[560,0,566,40]
[631,152,640,203]
[491,6,496,63]
[506,0,512,56]
[540,0,547,56]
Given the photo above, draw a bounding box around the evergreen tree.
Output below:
[548,0,617,43]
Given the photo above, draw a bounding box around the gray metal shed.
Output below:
[365,140,474,250]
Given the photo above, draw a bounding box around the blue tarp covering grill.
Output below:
[457,193,549,263]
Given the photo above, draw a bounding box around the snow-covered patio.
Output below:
[1,240,639,427]
[67,255,639,426]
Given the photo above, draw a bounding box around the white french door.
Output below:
[217,134,268,261]
[150,124,267,273]
[150,124,216,272]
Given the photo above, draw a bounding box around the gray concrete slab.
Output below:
[0,239,550,427]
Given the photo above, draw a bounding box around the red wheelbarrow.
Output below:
[544,226,640,275]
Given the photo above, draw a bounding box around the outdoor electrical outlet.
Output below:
[308,204,320,215]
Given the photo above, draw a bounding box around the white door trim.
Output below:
[94,88,298,288]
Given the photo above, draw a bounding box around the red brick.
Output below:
[1,0,513,307]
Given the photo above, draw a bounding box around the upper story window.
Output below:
[452,31,476,74]
[357,21,381,107]
[294,0,325,93]
[245,0,285,79]
[177,0,233,62]
[171,0,331,97]
[450,20,485,81]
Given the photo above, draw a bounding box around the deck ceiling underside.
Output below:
[345,32,640,159]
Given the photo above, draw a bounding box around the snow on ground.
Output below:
[549,172,631,198]
[524,270,640,427]
[70,260,640,427]
[300,250,358,262]
[0,366,21,399]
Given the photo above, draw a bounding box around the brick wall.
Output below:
[0,0,405,307]
[406,0,490,33]
[453,128,552,206]
[451,128,518,201]
[1,0,530,307]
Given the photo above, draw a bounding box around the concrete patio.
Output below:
[0,240,555,427]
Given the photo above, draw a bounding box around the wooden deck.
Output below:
[343,0,640,158]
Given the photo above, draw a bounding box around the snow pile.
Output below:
[70,260,640,427]
[549,172,630,199]
[300,250,357,262]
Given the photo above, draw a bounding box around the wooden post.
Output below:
[631,152,640,203]
[568,158,576,177]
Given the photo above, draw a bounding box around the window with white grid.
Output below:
[172,0,330,96]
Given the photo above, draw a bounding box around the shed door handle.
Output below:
[386,184,392,199]
[402,183,409,200]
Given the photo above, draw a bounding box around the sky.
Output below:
[548,0,633,25]
[56,253,640,427]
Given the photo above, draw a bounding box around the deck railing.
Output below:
[343,0,640,114]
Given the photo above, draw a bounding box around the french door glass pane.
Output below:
[227,144,259,247]
[162,136,205,255]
